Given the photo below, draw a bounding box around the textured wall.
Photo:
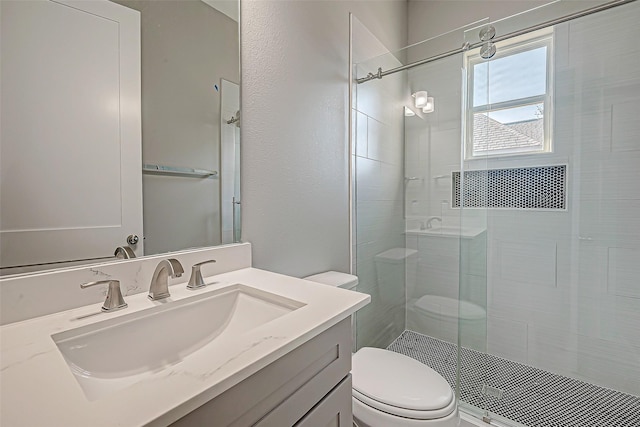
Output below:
[241,0,407,277]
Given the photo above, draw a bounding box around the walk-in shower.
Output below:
[351,1,640,426]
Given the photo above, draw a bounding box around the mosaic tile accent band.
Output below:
[452,165,566,209]
[387,330,640,427]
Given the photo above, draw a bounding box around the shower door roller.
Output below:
[479,25,496,41]
[127,234,139,245]
[480,42,497,59]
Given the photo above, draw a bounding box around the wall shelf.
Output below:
[142,164,218,179]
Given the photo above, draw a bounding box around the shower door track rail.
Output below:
[356,0,637,84]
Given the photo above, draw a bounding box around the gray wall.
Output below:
[241,0,407,277]
[408,0,550,45]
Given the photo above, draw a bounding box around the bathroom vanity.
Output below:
[0,243,369,426]
[172,318,353,427]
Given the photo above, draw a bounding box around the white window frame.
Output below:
[464,28,554,160]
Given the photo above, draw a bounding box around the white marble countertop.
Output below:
[0,267,369,426]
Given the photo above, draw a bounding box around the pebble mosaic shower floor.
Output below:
[387,330,640,427]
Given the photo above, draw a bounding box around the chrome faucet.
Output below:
[422,216,442,230]
[149,258,184,300]
[114,246,136,259]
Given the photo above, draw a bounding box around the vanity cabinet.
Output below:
[171,317,353,427]
[293,376,352,427]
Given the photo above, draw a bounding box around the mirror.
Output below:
[0,0,240,276]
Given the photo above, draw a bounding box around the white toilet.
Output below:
[374,248,418,306]
[408,294,486,350]
[304,271,459,427]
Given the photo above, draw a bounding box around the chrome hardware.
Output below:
[480,42,497,59]
[479,25,496,41]
[149,259,184,300]
[226,110,240,127]
[422,216,442,230]
[81,280,128,312]
[114,246,136,259]
[187,260,217,290]
[127,234,139,245]
[364,67,383,81]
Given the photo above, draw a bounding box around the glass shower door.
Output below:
[456,21,491,423]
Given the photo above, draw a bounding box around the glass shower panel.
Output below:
[352,19,482,361]
[355,17,495,417]
[460,2,640,426]
[403,50,471,346]
[352,35,410,351]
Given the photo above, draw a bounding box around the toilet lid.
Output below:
[352,347,454,418]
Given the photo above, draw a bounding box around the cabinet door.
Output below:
[295,375,353,427]
[0,0,142,268]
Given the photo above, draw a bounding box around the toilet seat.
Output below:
[353,389,457,420]
[352,348,455,420]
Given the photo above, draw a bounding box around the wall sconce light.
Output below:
[412,91,428,109]
[422,97,435,113]
[404,106,416,117]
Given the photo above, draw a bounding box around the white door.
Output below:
[0,0,143,268]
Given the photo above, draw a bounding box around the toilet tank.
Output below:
[374,248,417,304]
[304,271,358,291]
[304,271,358,350]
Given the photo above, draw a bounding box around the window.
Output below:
[465,28,553,159]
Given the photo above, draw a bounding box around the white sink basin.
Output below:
[52,284,305,401]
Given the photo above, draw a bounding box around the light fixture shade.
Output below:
[413,91,428,109]
[404,106,416,117]
[422,97,435,113]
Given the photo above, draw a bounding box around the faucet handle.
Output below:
[81,280,128,312]
[187,259,216,290]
